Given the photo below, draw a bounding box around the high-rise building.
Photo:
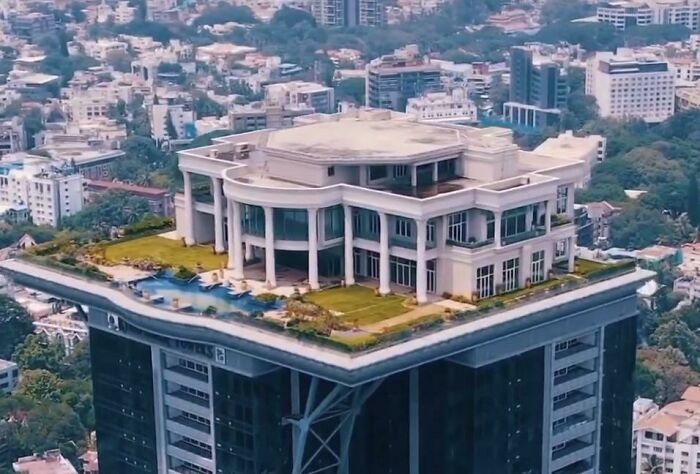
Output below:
[586,50,675,123]
[366,45,443,111]
[504,46,569,129]
[311,0,384,26]
[1,109,653,474]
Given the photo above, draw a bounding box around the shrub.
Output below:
[123,215,173,236]
[203,305,217,315]
[255,292,278,304]
[174,265,197,280]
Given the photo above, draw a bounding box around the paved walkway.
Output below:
[362,303,444,334]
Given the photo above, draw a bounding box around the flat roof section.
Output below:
[264,119,463,160]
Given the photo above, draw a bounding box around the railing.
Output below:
[168,390,210,408]
[166,364,209,382]
[170,415,211,434]
[446,238,494,250]
[501,227,547,246]
[355,230,379,241]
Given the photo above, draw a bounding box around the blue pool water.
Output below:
[135,277,280,315]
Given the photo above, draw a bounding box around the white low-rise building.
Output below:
[586,49,675,123]
[531,131,607,188]
[0,155,84,227]
[634,386,700,474]
[150,103,195,143]
[0,359,18,394]
[405,88,478,124]
[177,109,585,303]
[265,81,335,114]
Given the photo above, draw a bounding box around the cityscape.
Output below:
[0,0,700,473]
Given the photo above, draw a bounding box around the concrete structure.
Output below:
[366,45,443,111]
[597,0,700,31]
[113,1,137,24]
[0,359,18,394]
[532,131,607,188]
[229,102,315,133]
[12,450,78,474]
[311,0,384,26]
[504,46,569,129]
[82,40,129,62]
[0,156,84,227]
[586,50,675,123]
[676,83,700,110]
[150,103,195,143]
[8,12,56,41]
[634,386,700,474]
[146,0,177,21]
[265,81,336,114]
[0,118,26,156]
[0,109,654,474]
[405,88,478,124]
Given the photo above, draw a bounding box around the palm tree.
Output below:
[640,454,663,474]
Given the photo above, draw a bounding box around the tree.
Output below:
[540,0,593,24]
[16,370,62,403]
[165,111,178,140]
[640,454,664,474]
[637,347,700,403]
[688,172,700,226]
[69,2,87,22]
[650,318,700,370]
[15,402,87,462]
[61,191,151,232]
[0,296,33,360]
[13,334,66,373]
[609,204,677,249]
[193,2,258,27]
[193,93,226,118]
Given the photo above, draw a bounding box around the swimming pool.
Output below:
[135,277,281,315]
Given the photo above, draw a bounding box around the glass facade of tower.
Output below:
[90,328,158,473]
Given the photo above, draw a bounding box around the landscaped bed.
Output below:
[304,285,411,326]
[101,235,227,271]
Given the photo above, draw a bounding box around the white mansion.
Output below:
[176,109,587,304]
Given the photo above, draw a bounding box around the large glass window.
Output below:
[369,165,388,181]
[502,257,520,292]
[324,205,344,240]
[390,256,416,288]
[448,211,468,242]
[367,251,380,279]
[486,212,495,239]
[437,159,457,181]
[501,208,527,237]
[273,208,308,240]
[556,185,569,214]
[531,250,545,284]
[353,208,380,240]
[477,264,494,299]
[242,204,264,236]
[394,217,413,238]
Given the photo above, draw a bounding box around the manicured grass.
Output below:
[305,285,410,326]
[574,258,609,276]
[103,235,227,271]
[477,276,577,308]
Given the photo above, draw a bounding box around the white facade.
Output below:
[586,50,675,123]
[176,109,584,304]
[114,1,137,24]
[151,104,195,142]
[0,156,84,227]
[0,358,18,394]
[635,386,700,474]
[82,40,129,62]
[532,131,607,188]
[597,0,700,31]
[405,88,478,124]
[146,0,177,20]
[265,81,336,114]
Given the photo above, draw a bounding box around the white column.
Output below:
[410,166,417,187]
[230,200,244,279]
[520,244,532,288]
[432,162,438,182]
[494,210,502,248]
[308,208,319,290]
[182,170,195,246]
[545,200,553,233]
[212,177,224,253]
[343,205,355,286]
[245,242,253,261]
[379,212,391,295]
[567,184,575,217]
[415,219,427,304]
[227,200,235,268]
[359,166,368,186]
[568,236,576,272]
[264,206,276,288]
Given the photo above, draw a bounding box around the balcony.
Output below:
[552,417,597,445]
[170,415,211,434]
[553,392,597,420]
[551,441,596,472]
[553,368,598,396]
[501,227,546,246]
[553,460,594,474]
[166,364,208,382]
[172,440,212,460]
[554,344,599,371]
[167,389,210,408]
[552,214,573,228]
[447,238,494,250]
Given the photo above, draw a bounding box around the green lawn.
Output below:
[103,235,227,271]
[574,258,609,276]
[305,285,410,326]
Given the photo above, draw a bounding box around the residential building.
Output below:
[265,81,336,114]
[82,40,129,62]
[679,241,700,275]
[0,359,18,394]
[86,180,174,216]
[150,103,196,143]
[79,451,98,474]
[1,107,652,474]
[504,45,569,129]
[597,0,700,31]
[673,274,700,299]
[34,141,126,179]
[676,83,700,110]
[146,0,177,21]
[8,13,56,41]
[12,450,78,474]
[113,1,137,24]
[634,386,700,474]
[366,45,443,111]
[34,311,89,356]
[531,131,607,188]
[583,200,621,243]
[586,50,675,123]
[229,102,315,132]
[486,8,539,34]
[405,88,478,124]
[311,0,384,26]
[0,118,26,156]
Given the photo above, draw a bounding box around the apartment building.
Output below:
[532,131,607,188]
[146,0,177,21]
[82,40,129,62]
[366,45,443,111]
[8,12,56,41]
[405,88,478,124]
[1,107,653,474]
[150,103,195,143]
[12,450,77,474]
[0,156,84,227]
[0,359,18,394]
[0,118,26,156]
[229,102,315,132]
[265,81,336,114]
[504,45,569,129]
[634,386,700,474]
[311,0,384,26]
[677,84,700,110]
[597,0,700,31]
[114,0,137,24]
[586,50,675,123]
